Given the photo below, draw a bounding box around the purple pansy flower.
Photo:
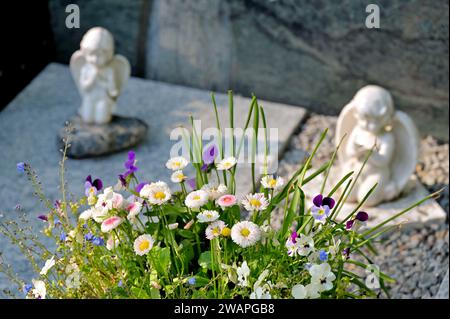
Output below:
[37,214,48,222]
[342,248,350,259]
[346,211,369,230]
[84,175,103,197]
[124,151,138,174]
[355,211,369,222]
[186,177,197,190]
[311,194,335,223]
[202,144,219,165]
[290,231,298,244]
[135,182,148,194]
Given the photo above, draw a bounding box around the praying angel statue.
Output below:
[70,27,130,124]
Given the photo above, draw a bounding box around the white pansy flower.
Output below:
[291,284,307,299]
[250,286,272,299]
[205,220,226,240]
[126,201,143,220]
[165,156,189,170]
[241,193,269,212]
[185,190,209,209]
[106,236,120,251]
[78,208,93,220]
[309,263,336,292]
[231,221,261,248]
[31,279,46,299]
[197,210,220,223]
[261,175,285,190]
[216,156,237,170]
[201,183,228,200]
[140,181,172,205]
[101,216,123,233]
[171,170,187,183]
[39,256,55,276]
[236,261,250,287]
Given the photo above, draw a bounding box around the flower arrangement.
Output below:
[0,92,439,299]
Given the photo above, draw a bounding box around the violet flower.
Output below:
[186,177,197,190]
[346,211,369,230]
[37,215,48,222]
[124,151,138,174]
[202,144,219,165]
[311,194,335,223]
[84,175,103,196]
[16,162,25,173]
[135,182,148,194]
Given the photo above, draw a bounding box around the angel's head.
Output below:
[80,27,114,67]
[353,85,394,134]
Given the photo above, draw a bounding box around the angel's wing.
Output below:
[111,54,131,95]
[335,100,357,161]
[390,111,420,191]
[69,50,87,94]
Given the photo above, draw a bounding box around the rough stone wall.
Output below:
[48,0,449,139]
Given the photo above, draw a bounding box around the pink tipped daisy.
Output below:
[216,194,237,208]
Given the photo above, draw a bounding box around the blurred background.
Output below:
[0,0,448,140]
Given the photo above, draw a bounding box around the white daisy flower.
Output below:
[205,220,226,240]
[309,263,336,292]
[231,221,261,248]
[241,193,269,212]
[185,190,209,209]
[101,216,123,233]
[133,234,155,256]
[197,210,220,223]
[171,170,187,183]
[140,181,172,205]
[216,156,237,170]
[31,279,46,299]
[201,183,228,200]
[165,156,189,170]
[39,256,55,276]
[261,175,284,190]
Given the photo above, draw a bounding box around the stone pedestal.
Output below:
[58,115,148,158]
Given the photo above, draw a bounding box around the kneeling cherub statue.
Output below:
[335,85,420,206]
[70,27,130,124]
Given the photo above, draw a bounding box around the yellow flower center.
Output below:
[154,191,166,200]
[240,228,251,237]
[318,208,325,215]
[221,227,231,237]
[250,199,261,207]
[193,195,201,201]
[138,240,150,251]
[212,227,220,235]
[206,213,213,218]
[269,179,277,187]
[173,161,181,167]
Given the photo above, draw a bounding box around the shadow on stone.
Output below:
[57,115,148,159]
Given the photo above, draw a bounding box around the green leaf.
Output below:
[179,239,195,269]
[177,229,195,239]
[198,251,212,269]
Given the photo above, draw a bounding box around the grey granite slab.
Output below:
[0,63,306,294]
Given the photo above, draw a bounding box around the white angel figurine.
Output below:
[335,85,420,206]
[70,27,130,124]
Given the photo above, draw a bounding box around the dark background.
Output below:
[0,0,448,140]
